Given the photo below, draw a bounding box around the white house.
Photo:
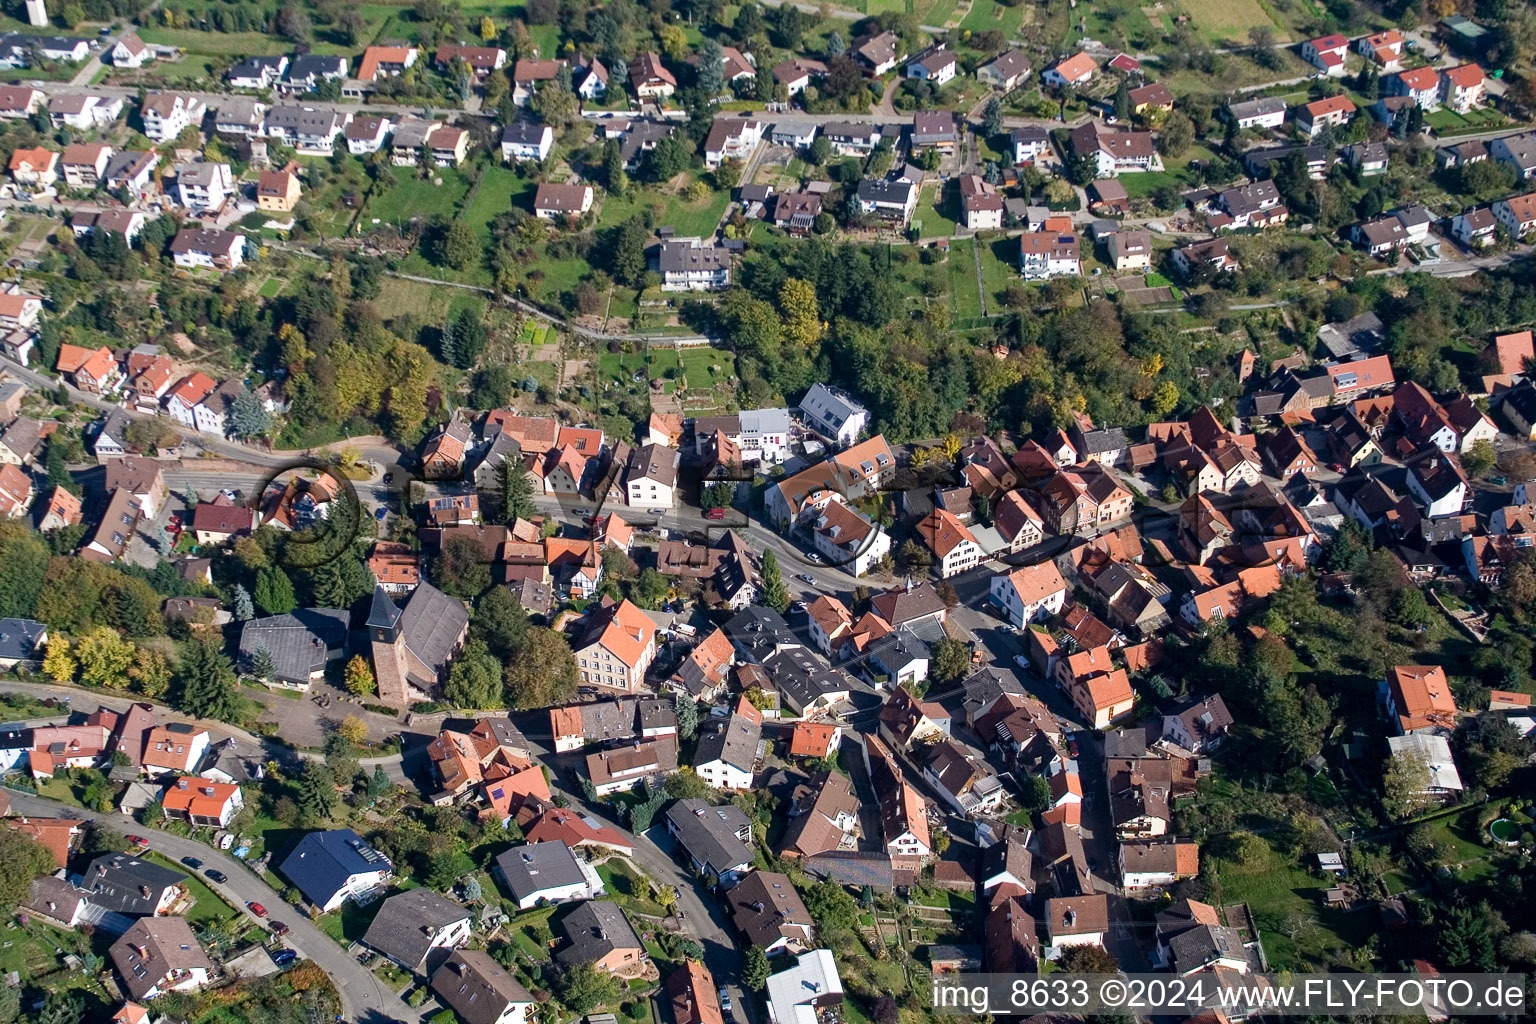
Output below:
[799,383,868,445]
[1042,52,1096,89]
[1225,96,1287,129]
[279,828,393,913]
[1452,207,1497,247]
[345,115,392,154]
[623,442,678,509]
[654,238,730,291]
[917,508,983,578]
[1494,192,1536,241]
[906,47,956,85]
[140,93,204,143]
[173,162,233,213]
[501,121,553,163]
[169,228,245,270]
[110,33,152,68]
[48,93,123,130]
[1044,895,1108,949]
[493,841,605,909]
[702,117,763,170]
[811,499,889,577]
[692,711,760,791]
[989,562,1068,628]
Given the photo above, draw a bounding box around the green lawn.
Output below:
[144,852,240,927]
[957,0,1030,37]
[464,165,542,241]
[365,166,473,231]
[315,892,389,945]
[914,183,959,239]
[1210,839,1379,971]
[947,238,984,319]
[596,859,667,917]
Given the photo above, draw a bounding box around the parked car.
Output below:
[204,869,228,883]
[126,835,149,848]
[180,856,202,870]
[269,920,290,936]
[247,902,268,918]
[704,507,726,520]
[719,989,733,1012]
[271,949,297,967]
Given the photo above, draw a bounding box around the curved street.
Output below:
[7,790,416,1024]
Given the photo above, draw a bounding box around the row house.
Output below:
[264,105,349,155]
[48,92,122,130]
[1034,463,1132,534]
[1056,646,1134,729]
[227,55,287,89]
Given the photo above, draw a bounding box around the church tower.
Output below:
[366,585,408,706]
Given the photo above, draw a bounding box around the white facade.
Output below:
[989,564,1068,628]
[799,383,869,445]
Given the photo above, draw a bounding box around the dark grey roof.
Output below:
[803,850,894,889]
[238,607,349,685]
[555,900,642,966]
[501,121,549,146]
[0,618,45,661]
[110,916,213,1001]
[287,54,346,81]
[856,177,915,206]
[727,870,813,947]
[655,240,730,274]
[77,853,186,916]
[494,841,588,902]
[763,646,848,711]
[724,606,798,661]
[279,828,392,907]
[397,581,470,677]
[362,888,471,970]
[432,950,535,1024]
[665,799,753,876]
[264,104,344,133]
[693,711,761,773]
[229,55,286,78]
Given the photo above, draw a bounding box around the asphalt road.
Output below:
[8,790,418,1024]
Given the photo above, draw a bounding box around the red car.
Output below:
[704,508,726,520]
[126,835,149,847]
[247,902,268,918]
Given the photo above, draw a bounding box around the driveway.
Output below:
[8,791,416,1024]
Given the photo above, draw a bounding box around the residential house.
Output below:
[1018,230,1081,279]
[906,46,956,85]
[533,182,593,222]
[1225,95,1287,129]
[693,709,761,791]
[555,900,645,973]
[1452,206,1497,247]
[628,52,676,99]
[855,175,917,224]
[959,174,1003,231]
[0,85,43,119]
[212,97,265,137]
[978,50,1031,91]
[227,55,288,89]
[668,960,724,1024]
[362,888,472,975]
[1045,894,1109,949]
[1494,191,1536,241]
[851,31,903,75]
[772,58,826,96]
[501,121,553,163]
[493,840,603,909]
[1106,229,1152,270]
[1388,66,1441,110]
[256,168,301,212]
[110,917,211,1001]
[160,777,243,827]
[1043,52,1096,89]
[1161,693,1234,753]
[1069,121,1157,177]
[169,228,245,270]
[823,122,881,155]
[77,853,185,916]
[810,500,889,577]
[281,54,348,94]
[1356,28,1405,70]
[1383,664,1457,734]
[435,44,507,77]
[1346,141,1389,176]
[1301,34,1350,76]
[357,46,418,81]
[799,383,869,445]
[1441,63,1486,113]
[174,162,233,213]
[1171,237,1234,279]
[574,598,656,694]
[703,117,765,169]
[7,146,55,187]
[140,723,210,778]
[1011,125,1050,164]
[263,104,348,154]
[1056,645,1135,728]
[278,828,393,913]
[990,562,1068,627]
[48,92,122,130]
[140,93,204,143]
[654,238,730,291]
[665,800,753,883]
[1482,132,1533,181]
[1297,95,1355,138]
[431,951,535,1024]
[345,114,392,154]
[729,871,815,956]
[60,143,111,188]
